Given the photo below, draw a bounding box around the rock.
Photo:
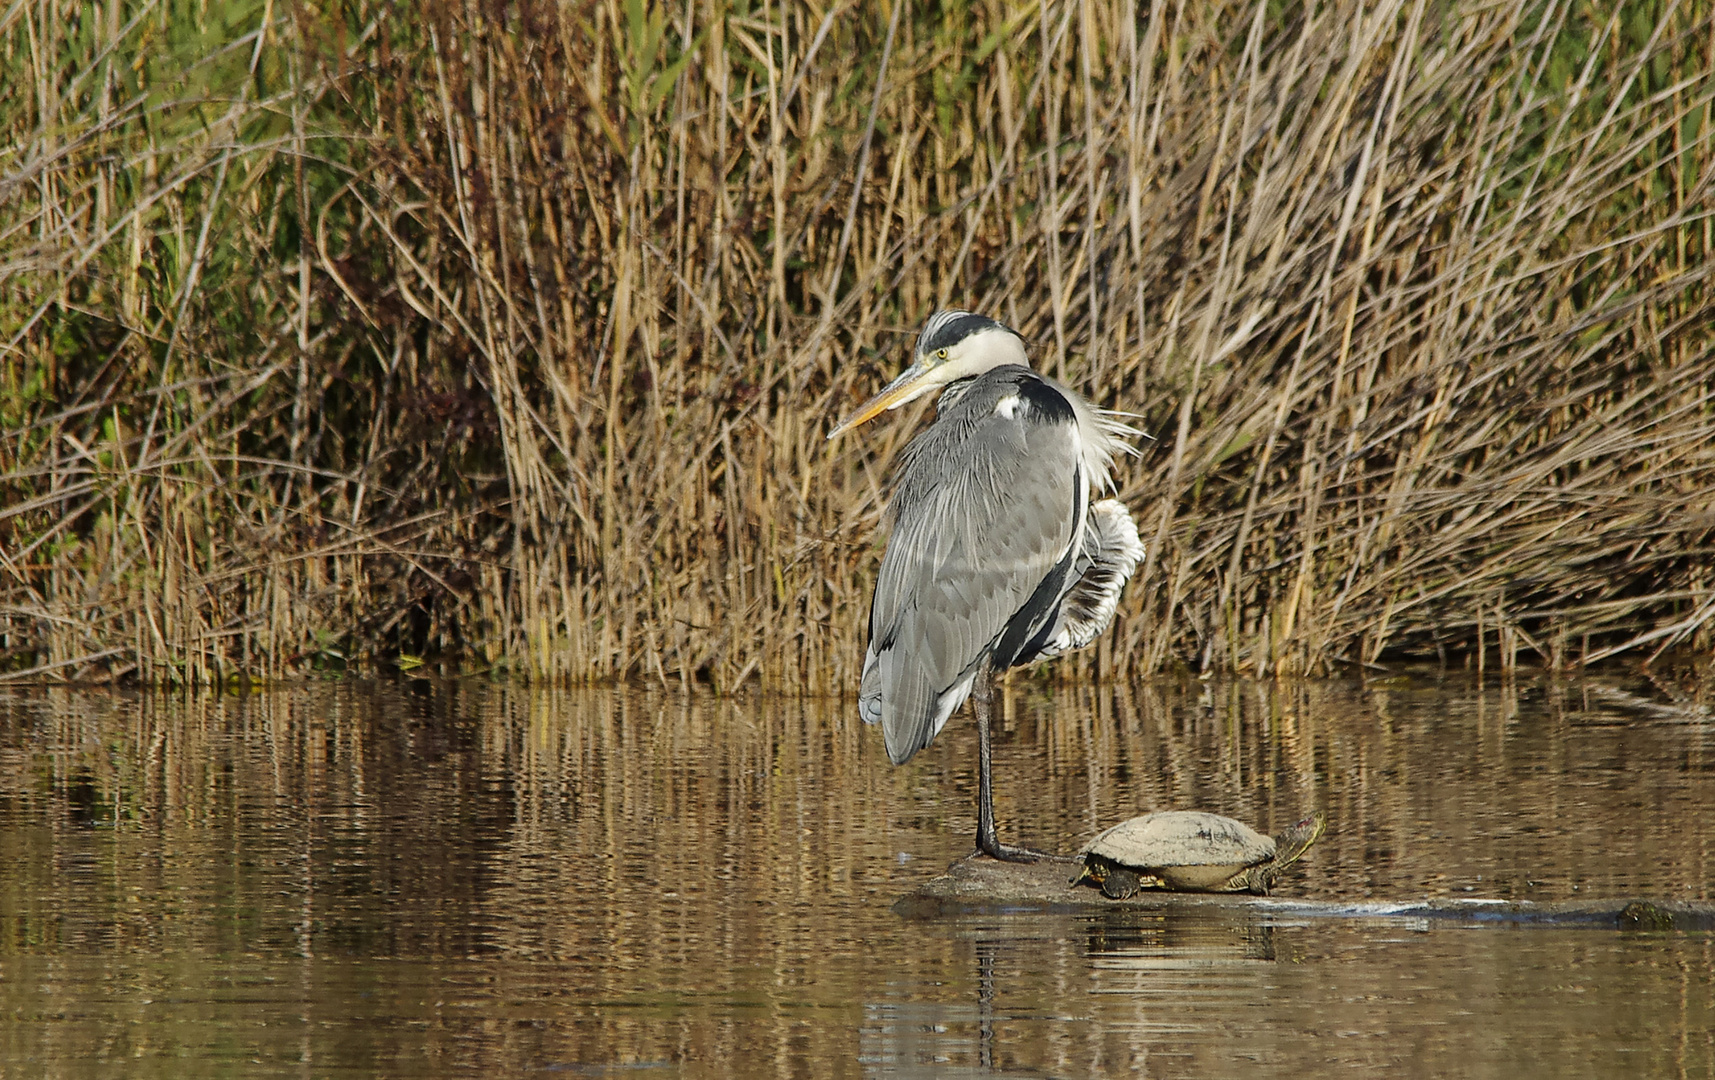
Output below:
[892,855,1715,929]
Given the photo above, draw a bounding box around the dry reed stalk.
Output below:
[2,0,1712,685]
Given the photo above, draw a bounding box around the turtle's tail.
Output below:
[1270,811,1327,871]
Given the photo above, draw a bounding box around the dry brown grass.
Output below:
[2,0,1712,684]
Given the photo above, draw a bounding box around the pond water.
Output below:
[0,671,1711,1077]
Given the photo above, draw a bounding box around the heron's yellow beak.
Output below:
[826,358,940,441]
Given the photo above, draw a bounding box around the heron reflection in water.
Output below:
[829,311,1144,862]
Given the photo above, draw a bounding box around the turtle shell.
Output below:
[1078,811,1276,891]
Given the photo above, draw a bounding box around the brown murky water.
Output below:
[1,672,1711,1077]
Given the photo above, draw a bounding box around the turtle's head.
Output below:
[1068,857,1106,889]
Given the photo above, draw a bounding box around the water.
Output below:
[0,672,1710,1077]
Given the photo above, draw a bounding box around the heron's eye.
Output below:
[936,348,948,360]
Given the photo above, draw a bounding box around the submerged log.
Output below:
[895,855,1715,930]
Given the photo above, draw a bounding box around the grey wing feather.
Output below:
[860,392,1081,765]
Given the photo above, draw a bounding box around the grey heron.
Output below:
[829,311,1144,862]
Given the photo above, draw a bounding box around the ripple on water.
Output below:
[0,673,1710,1077]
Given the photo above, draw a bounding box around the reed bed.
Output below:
[2,0,1712,685]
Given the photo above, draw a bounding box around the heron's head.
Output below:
[827,310,1028,440]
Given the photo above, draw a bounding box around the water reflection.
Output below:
[0,670,1710,1076]
[1083,909,1279,965]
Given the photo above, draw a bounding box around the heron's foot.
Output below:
[975,836,1077,864]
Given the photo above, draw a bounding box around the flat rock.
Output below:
[894,855,1715,930]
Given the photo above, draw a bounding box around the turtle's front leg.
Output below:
[1101,867,1144,899]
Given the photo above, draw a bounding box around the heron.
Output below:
[828,310,1144,862]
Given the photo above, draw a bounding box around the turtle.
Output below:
[1069,810,1326,898]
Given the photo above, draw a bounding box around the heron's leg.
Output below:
[972,660,1069,863]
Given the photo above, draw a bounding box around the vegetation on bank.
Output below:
[2,0,1711,685]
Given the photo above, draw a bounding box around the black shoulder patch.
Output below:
[1016,372,1076,425]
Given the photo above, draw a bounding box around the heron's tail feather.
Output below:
[1037,500,1143,659]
